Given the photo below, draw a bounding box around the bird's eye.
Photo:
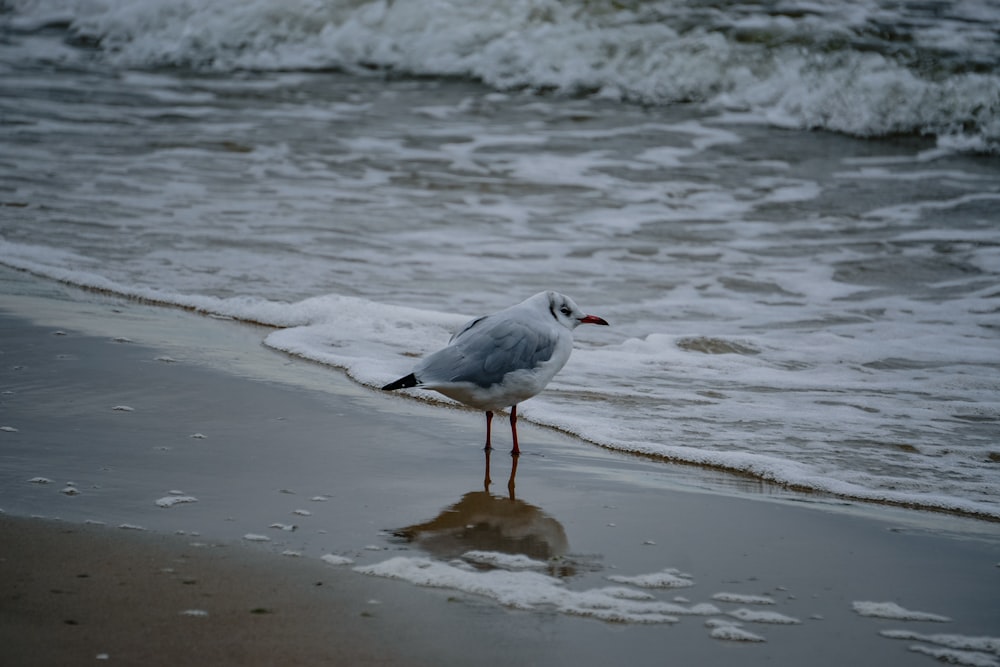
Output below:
[560,306,572,316]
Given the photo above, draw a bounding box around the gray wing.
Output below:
[417,316,557,389]
[448,315,486,343]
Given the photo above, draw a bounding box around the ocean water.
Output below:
[1,0,999,519]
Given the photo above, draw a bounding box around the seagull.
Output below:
[382,291,609,455]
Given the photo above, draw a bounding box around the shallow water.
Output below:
[1,1,999,518]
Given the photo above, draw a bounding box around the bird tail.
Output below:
[382,373,420,391]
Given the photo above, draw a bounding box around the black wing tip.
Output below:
[382,373,419,391]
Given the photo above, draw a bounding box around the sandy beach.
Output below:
[1,268,998,666]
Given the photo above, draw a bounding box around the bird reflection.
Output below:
[394,450,570,572]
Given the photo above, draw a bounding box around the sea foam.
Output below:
[8,0,996,149]
[356,556,721,624]
[852,601,952,622]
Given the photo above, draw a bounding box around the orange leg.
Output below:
[510,405,520,456]
[484,410,493,451]
[507,450,519,498]
[483,447,492,491]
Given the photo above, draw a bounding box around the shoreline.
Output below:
[1,268,998,666]
[6,265,996,522]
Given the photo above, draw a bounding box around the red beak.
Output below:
[579,314,609,326]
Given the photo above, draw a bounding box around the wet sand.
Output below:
[1,268,998,666]
[0,514,434,666]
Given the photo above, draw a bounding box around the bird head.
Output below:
[541,291,610,330]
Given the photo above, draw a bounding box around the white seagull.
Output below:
[382,291,609,455]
